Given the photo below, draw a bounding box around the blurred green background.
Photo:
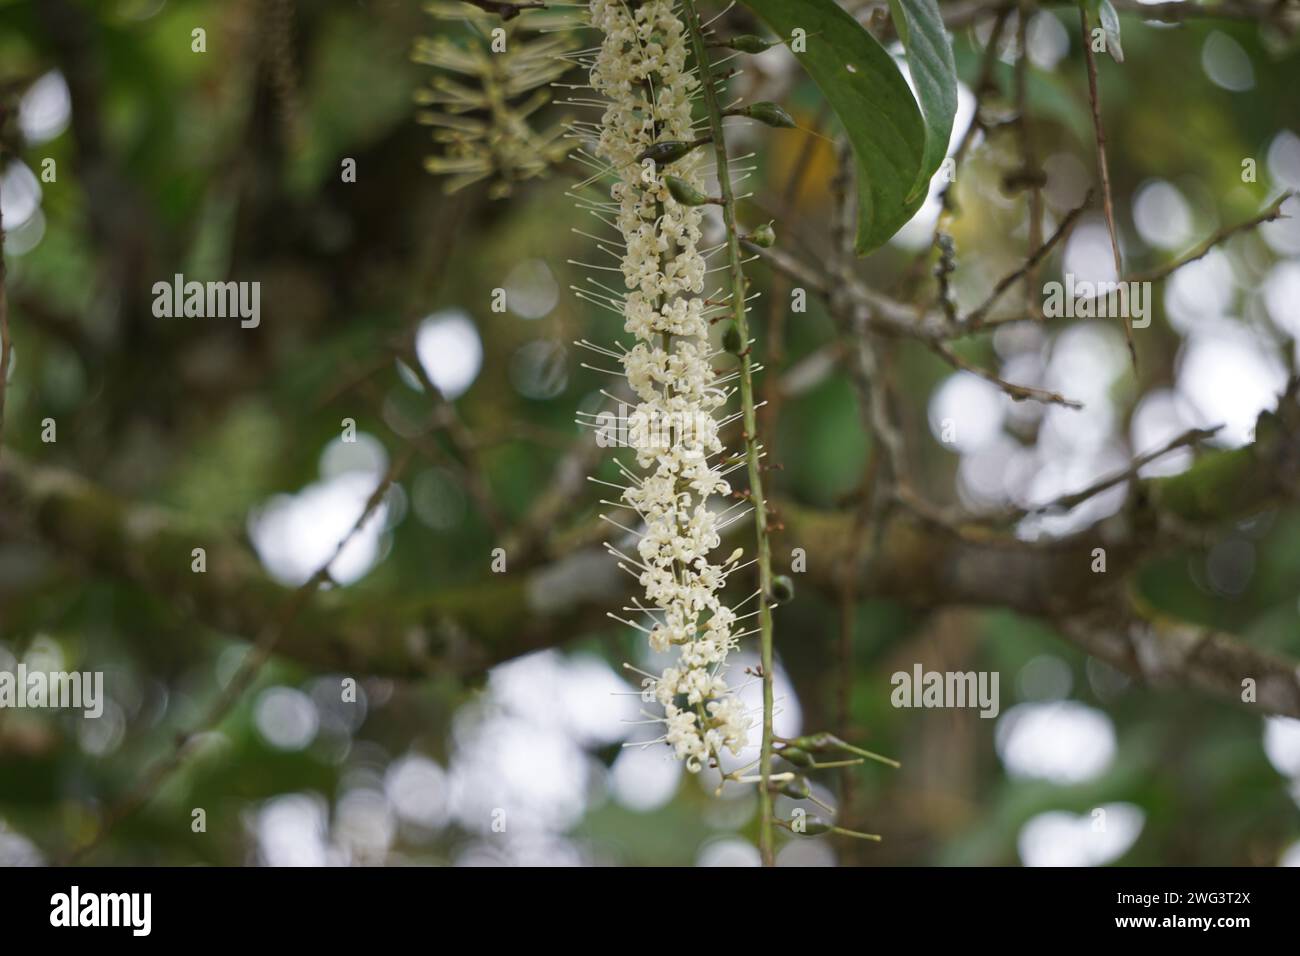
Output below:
[1,0,1299,866]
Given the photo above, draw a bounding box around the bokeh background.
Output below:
[1,0,1300,866]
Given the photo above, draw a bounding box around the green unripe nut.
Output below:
[770,574,795,604]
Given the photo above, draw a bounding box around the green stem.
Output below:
[833,826,882,842]
[836,741,902,769]
[681,0,777,867]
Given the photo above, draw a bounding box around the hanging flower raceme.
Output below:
[580,0,752,774]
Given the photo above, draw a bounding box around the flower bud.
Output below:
[778,746,814,768]
[780,776,812,799]
[722,323,744,354]
[666,176,713,207]
[746,221,776,248]
[795,816,833,836]
[789,732,838,753]
[737,102,796,129]
[636,138,709,166]
[723,34,777,54]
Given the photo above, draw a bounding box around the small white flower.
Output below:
[588,0,744,776]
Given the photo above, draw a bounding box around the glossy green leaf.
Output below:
[739,0,956,254]
[886,0,958,202]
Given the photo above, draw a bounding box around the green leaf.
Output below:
[1081,0,1124,63]
[1098,0,1125,63]
[738,0,956,254]
[886,0,959,203]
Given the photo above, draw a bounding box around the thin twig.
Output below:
[394,340,508,536]
[762,105,831,461]
[499,397,616,561]
[317,354,509,535]
[60,452,411,863]
[1079,8,1135,369]
[930,340,1084,408]
[1021,425,1223,517]
[829,137,907,856]
[1126,191,1295,285]
[1014,4,1045,318]
[963,190,1093,329]
[0,153,9,462]
[761,182,1284,349]
[1068,192,1295,311]
[906,7,1010,303]
[933,7,1010,232]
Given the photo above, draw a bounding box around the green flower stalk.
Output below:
[569,0,893,866]
[680,0,781,866]
[577,0,755,778]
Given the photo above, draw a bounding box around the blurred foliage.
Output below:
[0,0,1298,866]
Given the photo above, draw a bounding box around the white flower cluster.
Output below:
[588,0,751,772]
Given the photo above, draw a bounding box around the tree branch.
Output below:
[0,150,10,462]
[1059,593,1300,718]
[0,452,610,680]
[60,453,411,863]
[755,194,1291,345]
[6,392,1300,716]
